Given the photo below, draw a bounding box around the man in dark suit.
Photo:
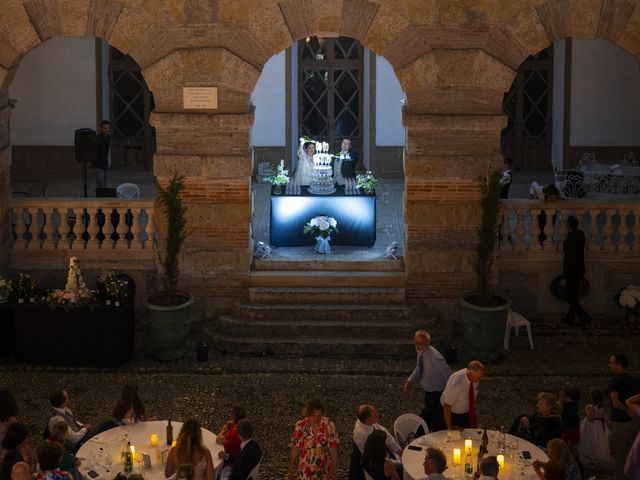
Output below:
[221,419,262,480]
[563,215,591,326]
[95,120,111,189]
[333,138,358,185]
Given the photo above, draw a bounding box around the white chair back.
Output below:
[246,460,261,480]
[363,469,375,480]
[393,413,429,447]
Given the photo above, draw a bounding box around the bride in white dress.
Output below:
[293,141,315,186]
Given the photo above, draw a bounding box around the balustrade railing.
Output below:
[9,198,155,251]
[500,200,640,252]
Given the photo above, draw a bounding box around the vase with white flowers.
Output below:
[356,171,379,194]
[303,215,338,254]
[617,285,640,317]
[267,159,289,194]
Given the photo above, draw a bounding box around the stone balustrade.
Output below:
[500,199,640,252]
[10,198,155,251]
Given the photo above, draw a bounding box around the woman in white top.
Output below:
[165,419,214,480]
[293,141,315,186]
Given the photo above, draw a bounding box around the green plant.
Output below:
[356,171,379,191]
[473,170,502,300]
[266,160,289,185]
[156,173,187,291]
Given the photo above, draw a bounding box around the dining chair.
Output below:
[393,413,428,447]
[246,460,261,480]
[504,308,534,350]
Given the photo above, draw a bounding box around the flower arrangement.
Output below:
[17,274,36,302]
[618,285,640,310]
[303,215,338,239]
[266,159,290,186]
[0,276,13,302]
[47,257,95,311]
[105,278,129,305]
[356,171,379,192]
[97,269,117,284]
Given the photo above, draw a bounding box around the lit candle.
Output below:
[497,453,505,469]
[150,434,158,446]
[172,440,177,447]
[130,445,135,459]
[453,448,461,465]
[464,437,472,454]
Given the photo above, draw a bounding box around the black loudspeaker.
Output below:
[74,128,97,164]
[96,187,117,198]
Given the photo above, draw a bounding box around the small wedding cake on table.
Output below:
[308,141,336,195]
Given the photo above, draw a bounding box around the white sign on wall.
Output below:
[183,87,218,109]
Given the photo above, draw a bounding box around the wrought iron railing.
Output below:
[9,198,156,251]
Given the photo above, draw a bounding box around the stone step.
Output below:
[249,270,405,288]
[233,301,419,322]
[252,258,404,272]
[215,315,415,338]
[207,331,415,358]
[248,287,406,304]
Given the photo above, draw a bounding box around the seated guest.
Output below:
[479,456,499,480]
[422,447,447,480]
[165,419,214,480]
[215,406,246,480]
[127,475,145,480]
[441,361,485,430]
[221,419,262,480]
[351,404,402,480]
[533,439,581,480]
[93,384,149,436]
[0,390,18,453]
[47,389,90,451]
[9,462,29,480]
[361,430,400,480]
[535,462,565,480]
[31,442,71,480]
[529,182,561,202]
[47,422,80,475]
[0,423,34,480]
[512,392,562,448]
[175,464,195,480]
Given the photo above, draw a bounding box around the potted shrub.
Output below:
[143,173,193,360]
[459,170,511,361]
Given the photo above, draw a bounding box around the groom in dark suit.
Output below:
[338,137,358,179]
[224,419,262,480]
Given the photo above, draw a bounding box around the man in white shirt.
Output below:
[403,330,452,431]
[47,389,90,451]
[440,360,485,430]
[423,447,448,480]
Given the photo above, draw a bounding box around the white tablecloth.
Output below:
[77,421,223,480]
[401,429,548,480]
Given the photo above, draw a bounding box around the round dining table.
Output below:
[77,420,224,480]
[401,428,548,480]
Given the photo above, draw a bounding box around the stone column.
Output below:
[0,95,12,274]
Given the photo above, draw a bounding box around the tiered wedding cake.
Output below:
[308,141,336,195]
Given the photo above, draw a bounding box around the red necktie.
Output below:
[468,382,477,428]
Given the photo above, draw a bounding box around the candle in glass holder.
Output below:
[172,440,177,447]
[150,434,158,447]
[497,453,505,469]
[130,445,136,460]
[453,448,461,465]
[464,437,472,454]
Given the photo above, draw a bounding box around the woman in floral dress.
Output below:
[288,399,339,480]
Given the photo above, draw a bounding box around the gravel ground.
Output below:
[2,323,639,480]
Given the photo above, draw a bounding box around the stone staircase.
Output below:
[204,257,446,357]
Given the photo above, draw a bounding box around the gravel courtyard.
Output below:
[2,322,639,480]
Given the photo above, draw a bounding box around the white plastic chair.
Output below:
[246,460,261,480]
[504,308,534,350]
[257,162,274,182]
[393,413,429,447]
[116,182,140,198]
[363,470,375,480]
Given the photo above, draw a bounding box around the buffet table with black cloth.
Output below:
[10,302,134,367]
[270,186,376,247]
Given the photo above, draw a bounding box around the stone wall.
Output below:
[1,0,640,317]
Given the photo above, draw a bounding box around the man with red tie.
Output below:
[440,361,485,430]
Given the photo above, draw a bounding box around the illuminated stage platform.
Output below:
[269,186,376,247]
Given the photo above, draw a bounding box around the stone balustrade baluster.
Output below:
[522,210,533,250]
[86,209,100,250]
[14,208,28,249]
[603,208,616,252]
[40,208,54,249]
[129,208,142,250]
[145,209,156,249]
[630,209,639,251]
[116,208,129,249]
[513,210,526,251]
[58,208,71,249]
[103,208,115,249]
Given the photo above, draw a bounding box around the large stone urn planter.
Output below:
[459,292,511,362]
[144,291,193,360]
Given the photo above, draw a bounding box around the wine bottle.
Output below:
[166,419,173,446]
[481,428,489,454]
[498,425,506,451]
[464,451,473,477]
[124,442,133,473]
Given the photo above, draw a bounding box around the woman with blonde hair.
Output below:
[533,438,581,480]
[512,392,562,448]
[164,420,214,480]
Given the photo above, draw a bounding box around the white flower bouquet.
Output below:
[303,215,338,239]
[356,171,379,192]
[0,276,13,302]
[618,284,640,310]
